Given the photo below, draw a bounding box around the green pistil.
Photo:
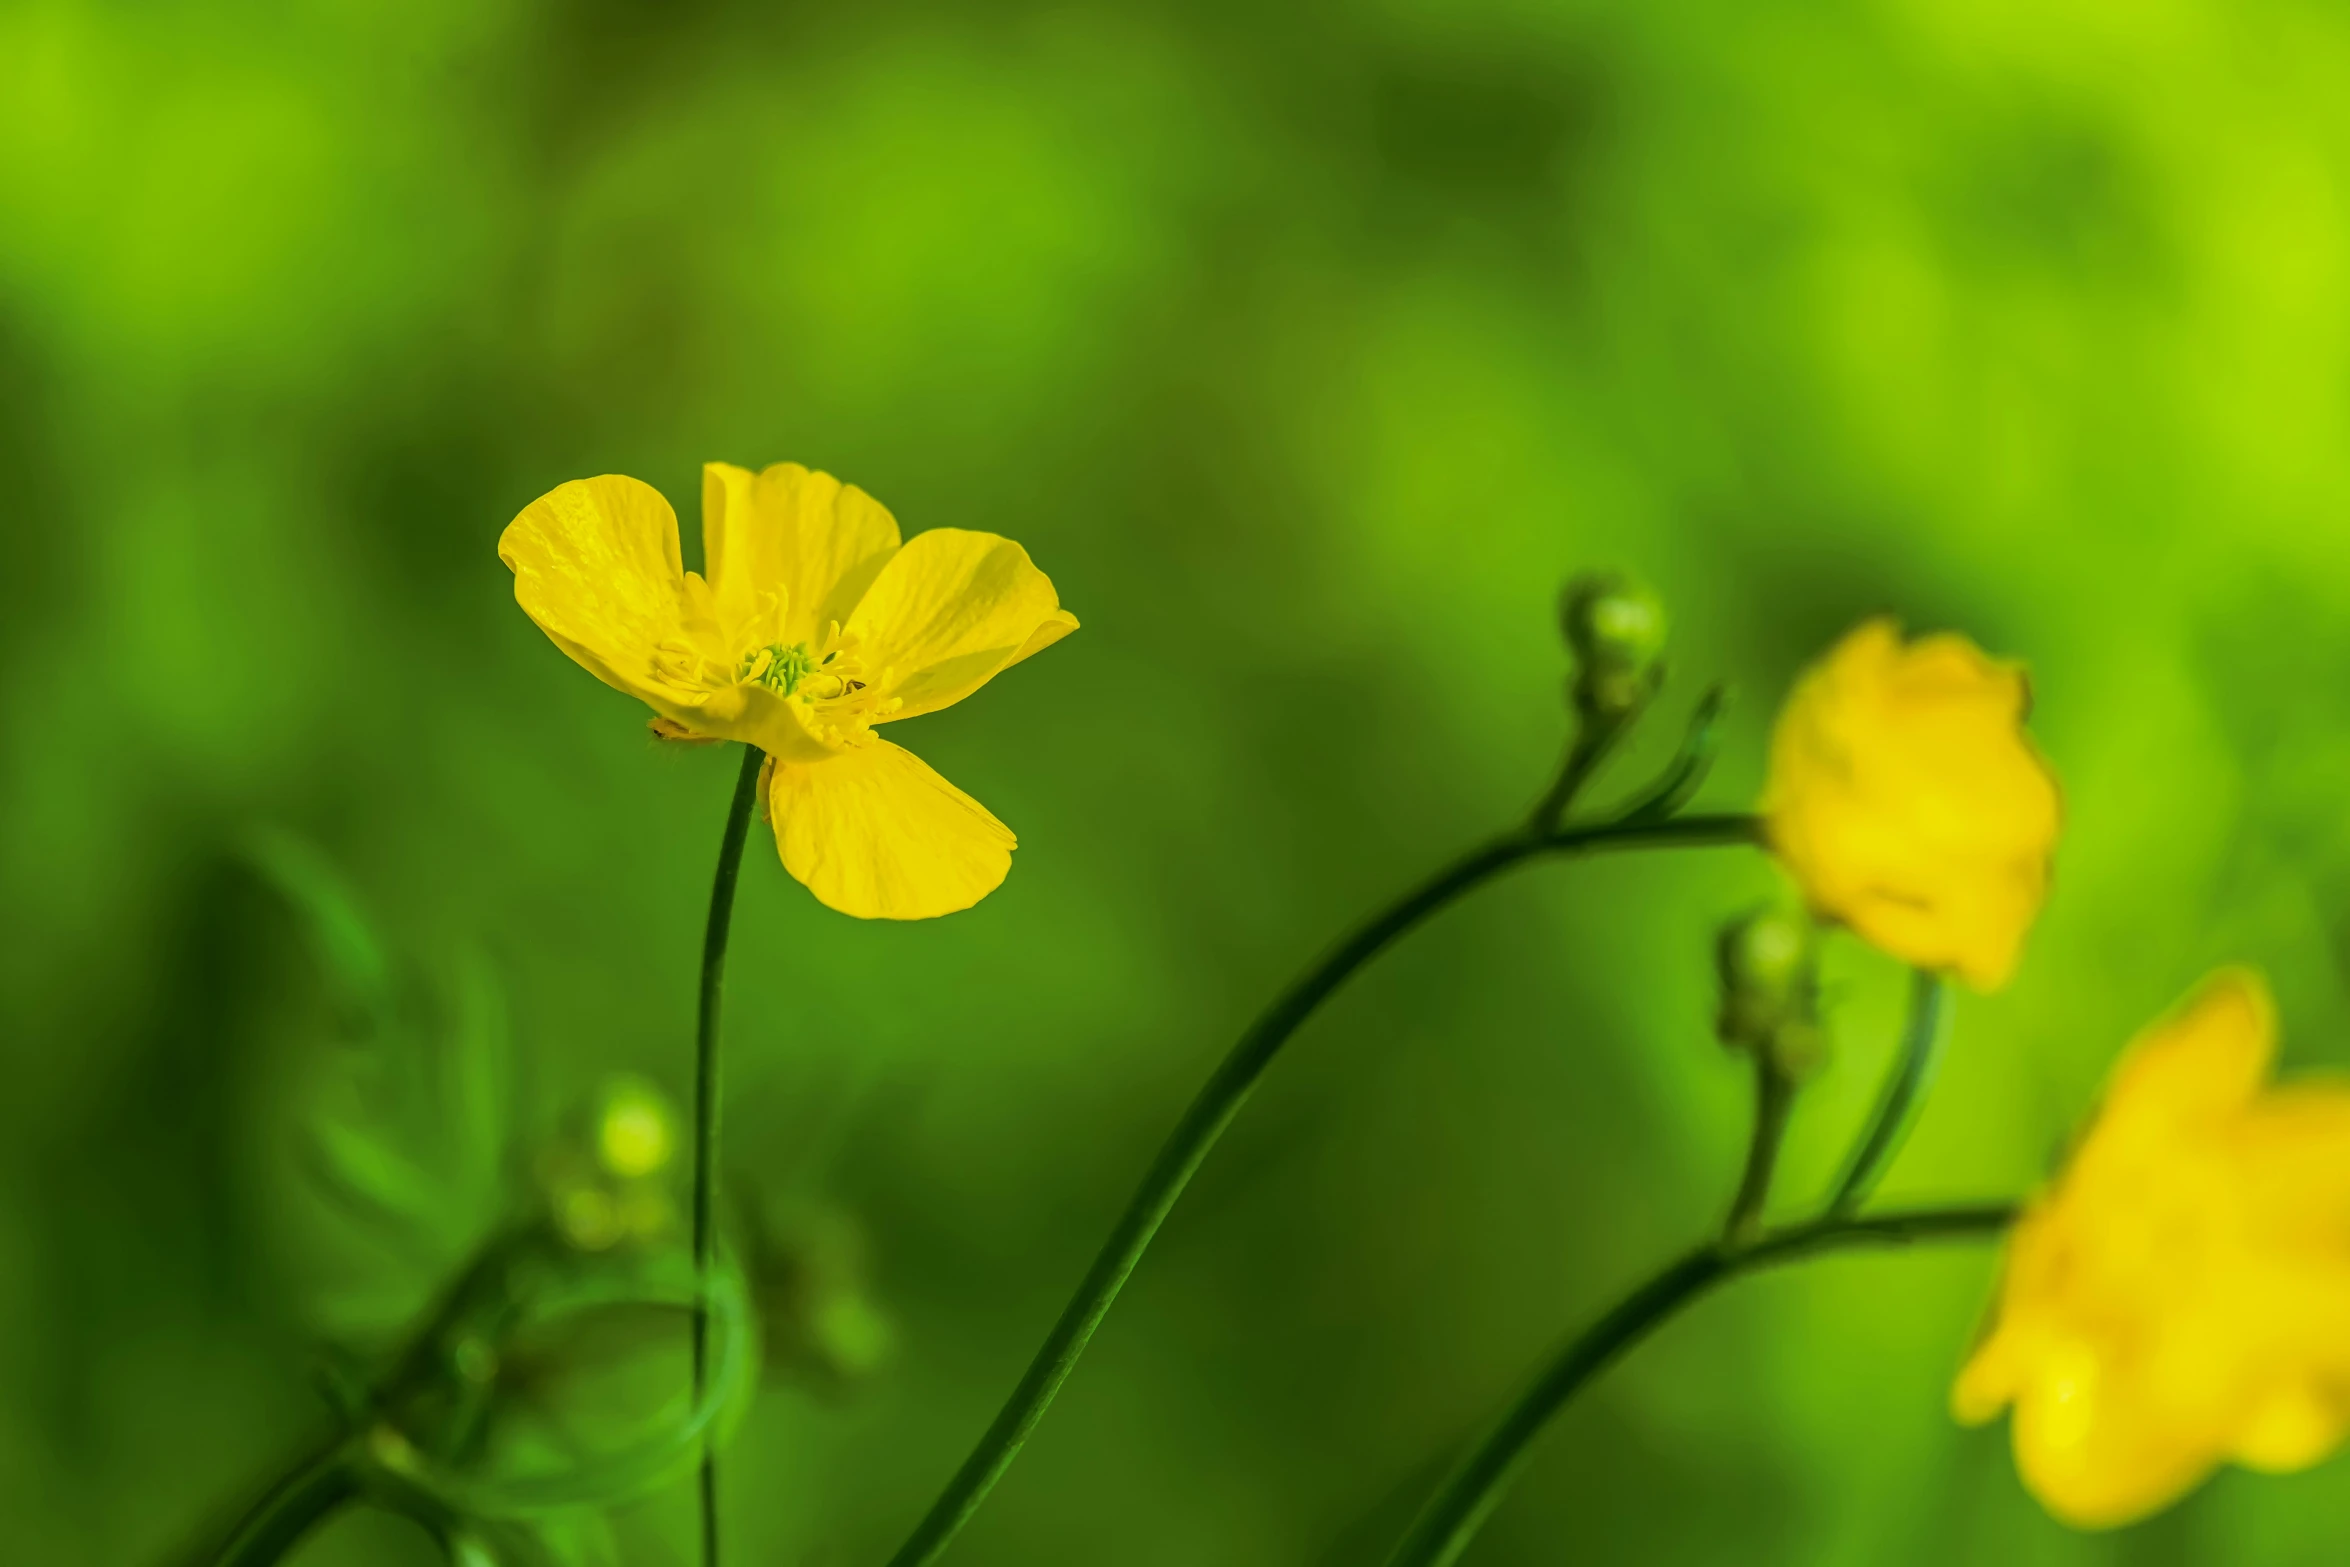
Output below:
[742,642,819,695]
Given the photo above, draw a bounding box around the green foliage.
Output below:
[245,825,515,1333]
[240,831,759,1562]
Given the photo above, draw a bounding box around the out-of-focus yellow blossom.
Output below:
[1954,969,2350,1527]
[501,464,1077,919]
[1761,618,2060,990]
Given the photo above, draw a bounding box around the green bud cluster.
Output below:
[1560,572,1668,723]
[1715,905,1824,1079]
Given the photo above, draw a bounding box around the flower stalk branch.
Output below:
[1829,969,1945,1212]
[1528,716,1631,835]
[1722,1053,1795,1245]
[883,804,1763,1567]
[210,1441,362,1567]
[1379,1203,2017,1567]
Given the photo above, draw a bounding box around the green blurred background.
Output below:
[7,0,2350,1561]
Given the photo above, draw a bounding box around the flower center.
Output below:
[740,641,821,695]
[737,639,868,703]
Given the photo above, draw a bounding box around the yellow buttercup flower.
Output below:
[501,463,1077,920]
[1761,618,2060,990]
[1954,969,2350,1527]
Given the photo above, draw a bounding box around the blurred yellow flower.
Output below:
[501,464,1077,919]
[1954,969,2350,1527]
[1761,618,2059,989]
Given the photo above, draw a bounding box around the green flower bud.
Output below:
[595,1075,676,1180]
[742,1195,897,1394]
[1715,905,1824,1079]
[1561,572,1668,721]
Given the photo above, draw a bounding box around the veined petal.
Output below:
[702,462,902,650]
[1004,608,1081,672]
[845,529,1076,721]
[501,476,694,708]
[687,682,850,763]
[766,740,1016,919]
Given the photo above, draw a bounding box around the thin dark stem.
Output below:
[1722,1055,1793,1245]
[1829,969,1946,1212]
[1380,1203,2017,1567]
[210,1441,359,1567]
[693,743,766,1567]
[882,811,1763,1567]
[1528,715,1625,833]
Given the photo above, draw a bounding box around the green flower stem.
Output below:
[1380,1202,2017,1567]
[692,743,767,1567]
[1528,714,1628,834]
[210,1440,361,1567]
[1721,1053,1794,1245]
[883,810,1764,1567]
[1829,969,1946,1212]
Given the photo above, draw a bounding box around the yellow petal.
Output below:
[500,475,695,709]
[1004,608,1081,672]
[2232,1382,2350,1472]
[2237,1086,2350,1212]
[2007,1340,2217,1528]
[2102,968,2275,1136]
[691,681,853,763]
[701,462,903,650]
[844,529,1076,721]
[1952,1324,2024,1426]
[766,740,1016,919]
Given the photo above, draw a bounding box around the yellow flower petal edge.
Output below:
[1761,617,2061,990]
[845,528,1080,722]
[766,742,1015,920]
[500,463,1077,919]
[1955,969,2350,1528]
[500,474,695,714]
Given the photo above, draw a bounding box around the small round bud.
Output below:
[1715,905,1824,1078]
[745,1197,898,1392]
[557,1185,622,1250]
[1560,572,1668,721]
[367,1421,422,1476]
[596,1076,676,1179]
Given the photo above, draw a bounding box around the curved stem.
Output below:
[1722,1054,1793,1245]
[1381,1203,2016,1567]
[210,1441,360,1567]
[883,811,1763,1567]
[1528,716,1626,834]
[1829,969,1946,1213]
[692,743,766,1567]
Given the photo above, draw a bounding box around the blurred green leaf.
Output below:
[304,1116,445,1234]
[242,826,395,1040]
[443,946,515,1210]
[248,827,520,1327]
